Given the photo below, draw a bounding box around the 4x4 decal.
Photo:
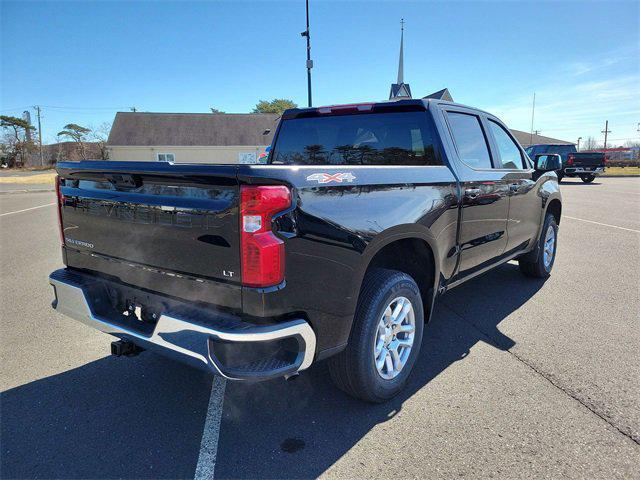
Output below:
[306,172,356,184]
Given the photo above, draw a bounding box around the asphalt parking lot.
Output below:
[1,177,639,479]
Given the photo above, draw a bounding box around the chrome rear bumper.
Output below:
[565,167,604,175]
[49,269,316,380]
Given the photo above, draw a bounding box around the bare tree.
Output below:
[58,123,91,160]
[582,136,600,151]
[89,122,111,160]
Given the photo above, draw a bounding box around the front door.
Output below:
[485,118,541,252]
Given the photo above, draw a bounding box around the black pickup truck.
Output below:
[49,99,562,402]
[524,144,606,183]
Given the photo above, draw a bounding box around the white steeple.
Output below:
[397,18,404,84]
[389,18,412,100]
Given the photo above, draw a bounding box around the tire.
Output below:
[519,213,558,278]
[580,174,595,183]
[328,268,424,403]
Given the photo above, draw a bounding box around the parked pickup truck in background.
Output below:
[49,99,562,403]
[525,144,606,183]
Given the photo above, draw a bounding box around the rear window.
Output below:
[548,145,576,155]
[270,112,441,166]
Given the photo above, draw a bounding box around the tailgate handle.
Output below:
[105,173,142,190]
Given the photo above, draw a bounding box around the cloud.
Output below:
[482,54,640,144]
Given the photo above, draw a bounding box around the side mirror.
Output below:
[535,154,562,172]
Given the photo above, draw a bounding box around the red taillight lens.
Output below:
[240,185,291,287]
[55,175,65,246]
[567,155,574,166]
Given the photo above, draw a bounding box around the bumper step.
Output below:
[49,269,316,380]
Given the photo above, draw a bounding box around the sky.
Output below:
[1,0,639,146]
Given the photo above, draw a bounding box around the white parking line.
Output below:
[194,376,227,480]
[0,202,56,217]
[564,216,639,233]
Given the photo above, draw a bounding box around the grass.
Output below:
[602,167,640,176]
[0,172,57,184]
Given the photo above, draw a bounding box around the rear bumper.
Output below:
[564,167,604,175]
[49,269,316,381]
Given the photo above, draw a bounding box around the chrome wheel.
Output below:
[543,225,555,269]
[374,296,416,380]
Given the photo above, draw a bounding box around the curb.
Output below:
[0,188,55,195]
[601,175,640,178]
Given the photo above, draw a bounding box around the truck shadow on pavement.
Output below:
[1,355,215,479]
[1,263,546,479]
[559,180,602,186]
[214,262,547,479]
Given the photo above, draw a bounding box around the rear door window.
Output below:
[270,112,441,166]
[446,112,493,169]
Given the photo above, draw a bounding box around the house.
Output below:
[107,112,279,164]
[509,130,574,148]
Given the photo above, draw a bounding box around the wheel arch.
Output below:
[546,198,562,226]
[353,226,441,323]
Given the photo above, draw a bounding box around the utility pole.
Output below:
[300,0,313,107]
[33,106,44,166]
[601,120,611,151]
[529,92,536,145]
[577,137,582,151]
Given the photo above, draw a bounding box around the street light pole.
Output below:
[529,92,536,146]
[301,0,313,107]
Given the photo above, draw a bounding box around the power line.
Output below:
[41,105,128,111]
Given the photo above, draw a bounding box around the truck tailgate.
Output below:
[571,153,605,167]
[57,161,242,309]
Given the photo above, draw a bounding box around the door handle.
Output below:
[465,188,481,199]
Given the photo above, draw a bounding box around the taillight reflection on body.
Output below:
[55,175,65,246]
[240,185,291,287]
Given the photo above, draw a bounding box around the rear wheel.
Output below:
[580,174,595,183]
[519,213,558,278]
[328,269,424,403]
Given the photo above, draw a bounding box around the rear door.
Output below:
[443,109,510,275]
[485,118,541,252]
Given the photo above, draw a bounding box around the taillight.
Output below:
[567,155,574,166]
[240,185,291,287]
[55,175,65,246]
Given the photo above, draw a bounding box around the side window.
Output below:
[446,112,492,169]
[488,120,525,169]
[157,153,175,163]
